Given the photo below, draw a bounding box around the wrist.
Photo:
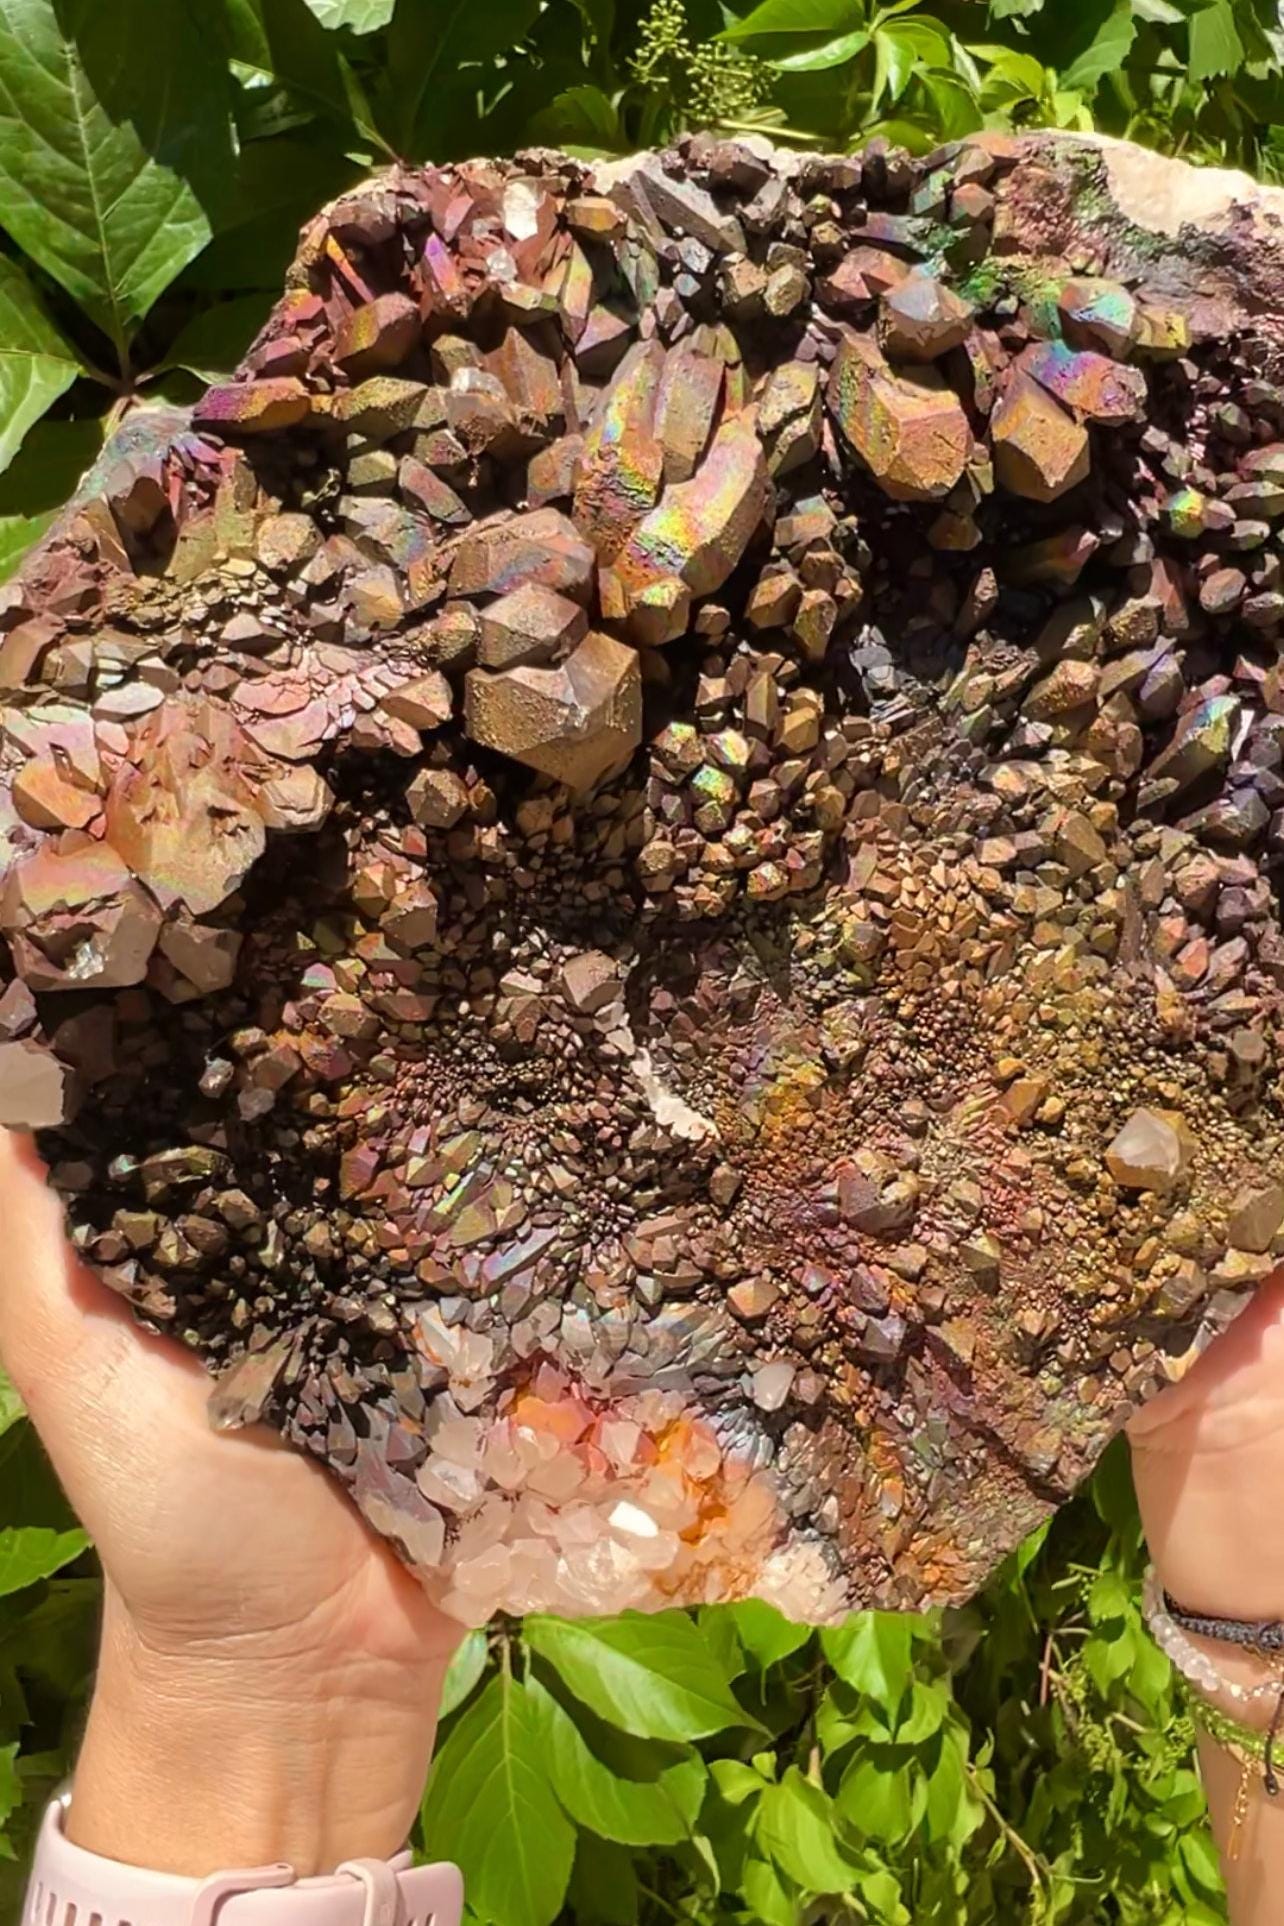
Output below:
[68,1590,448,1877]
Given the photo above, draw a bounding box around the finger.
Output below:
[1127,1268,1284,1449]
[0,1129,210,1448]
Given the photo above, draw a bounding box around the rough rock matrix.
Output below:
[4,132,1284,1624]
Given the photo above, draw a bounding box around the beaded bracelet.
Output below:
[1142,1565,1284,1859]
[1181,1686,1275,1858]
[1142,1567,1284,1717]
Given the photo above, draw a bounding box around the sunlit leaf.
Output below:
[0,256,82,476]
[822,1614,914,1705]
[526,1671,705,1845]
[741,1854,800,1926]
[768,27,869,69]
[438,1627,488,1720]
[837,1753,918,1841]
[218,0,388,153]
[0,0,238,355]
[0,1742,18,1832]
[755,1767,860,1895]
[920,67,984,136]
[871,15,951,102]
[525,1612,756,1742]
[722,0,863,40]
[727,1600,812,1668]
[422,1668,575,1926]
[1188,0,1244,81]
[0,1370,21,1440]
[305,0,395,25]
[1057,0,1136,90]
[0,1528,89,1598]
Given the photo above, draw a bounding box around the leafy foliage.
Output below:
[404,1440,1227,1924]
[0,1336,1222,1918]
[0,0,1279,583]
[0,1376,1230,1921]
[0,0,1264,1911]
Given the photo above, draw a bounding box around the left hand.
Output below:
[0,1128,464,1880]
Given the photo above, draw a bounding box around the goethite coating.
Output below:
[4,132,1284,1627]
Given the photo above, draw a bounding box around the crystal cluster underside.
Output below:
[4,132,1284,1625]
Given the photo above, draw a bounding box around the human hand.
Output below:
[0,1128,464,1879]
[1129,1270,1284,1914]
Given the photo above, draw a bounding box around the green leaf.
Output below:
[1179,1827,1224,1896]
[727,1601,812,1668]
[755,1767,860,1895]
[439,1627,489,1721]
[178,134,362,290]
[0,255,81,476]
[382,0,542,161]
[0,1417,82,1532]
[158,292,274,382]
[0,1369,23,1440]
[822,1614,914,1706]
[894,1678,949,1743]
[768,27,869,69]
[837,1754,917,1841]
[698,1605,746,1680]
[305,0,394,26]
[0,1743,18,1832]
[1057,0,1136,90]
[0,1527,89,1598]
[922,1727,984,1849]
[566,1835,638,1925]
[530,83,627,154]
[525,1612,755,1742]
[741,1854,801,1926]
[920,68,983,138]
[0,1576,100,1719]
[1091,1435,1141,1536]
[0,0,238,356]
[1187,0,1243,81]
[722,0,863,40]
[568,0,614,51]
[218,0,387,153]
[525,1671,704,1845]
[711,1758,767,1806]
[421,1668,575,1926]
[1013,1517,1050,1577]
[1087,1570,1130,1623]
[871,17,951,102]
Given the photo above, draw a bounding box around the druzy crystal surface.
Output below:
[4,132,1284,1624]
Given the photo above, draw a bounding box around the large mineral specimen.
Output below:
[4,133,1284,1625]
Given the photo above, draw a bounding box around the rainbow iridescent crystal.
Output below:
[4,133,1284,1626]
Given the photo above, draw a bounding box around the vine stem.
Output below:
[637,1880,686,1922]
[965,1762,1050,1898]
[1039,1633,1056,1708]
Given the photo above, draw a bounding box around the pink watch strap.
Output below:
[23,1794,464,1926]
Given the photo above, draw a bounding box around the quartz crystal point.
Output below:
[5,133,1284,1626]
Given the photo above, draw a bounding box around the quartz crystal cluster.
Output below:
[4,131,1284,1624]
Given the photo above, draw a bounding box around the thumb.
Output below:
[0,1128,210,1519]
